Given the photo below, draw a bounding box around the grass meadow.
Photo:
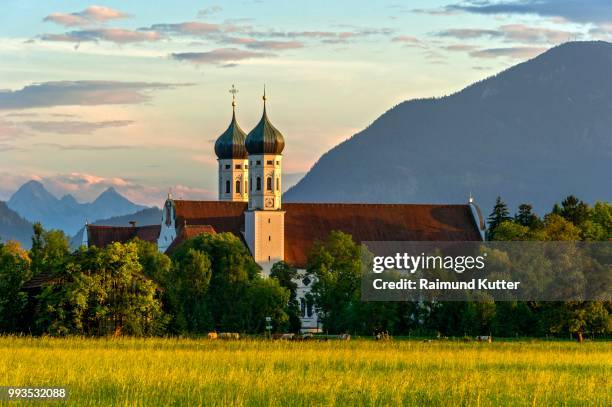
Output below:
[0,337,610,406]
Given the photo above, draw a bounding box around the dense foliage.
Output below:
[0,196,609,338]
[307,197,610,339]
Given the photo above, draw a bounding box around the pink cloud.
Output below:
[44,6,129,27]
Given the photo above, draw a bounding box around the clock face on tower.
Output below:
[265,197,274,208]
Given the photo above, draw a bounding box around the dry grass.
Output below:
[0,337,610,406]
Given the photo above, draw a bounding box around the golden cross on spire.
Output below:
[229,84,238,107]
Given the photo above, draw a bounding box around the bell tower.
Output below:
[214,85,249,202]
[244,87,286,274]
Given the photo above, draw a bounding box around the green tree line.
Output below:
[0,195,609,339]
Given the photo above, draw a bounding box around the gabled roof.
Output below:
[172,200,482,268]
[87,224,161,248]
[173,200,247,236]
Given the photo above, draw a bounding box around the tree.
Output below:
[29,224,70,277]
[545,301,611,342]
[245,278,290,332]
[270,261,301,333]
[0,241,31,332]
[583,201,612,241]
[515,204,541,228]
[541,214,581,241]
[171,232,261,332]
[487,196,511,237]
[170,248,213,333]
[559,195,590,226]
[36,242,167,336]
[490,221,530,241]
[308,231,362,333]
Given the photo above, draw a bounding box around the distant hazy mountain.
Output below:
[0,202,33,248]
[285,41,612,214]
[70,207,162,249]
[8,181,148,236]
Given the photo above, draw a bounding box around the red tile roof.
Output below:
[80,201,481,267]
[174,200,247,236]
[172,200,481,268]
[283,203,481,267]
[166,224,217,253]
[87,224,161,248]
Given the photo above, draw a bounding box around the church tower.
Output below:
[244,88,285,274]
[214,85,249,202]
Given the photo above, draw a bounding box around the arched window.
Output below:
[306,300,313,318]
[245,180,248,192]
[256,177,261,191]
[276,177,280,191]
[300,298,306,318]
[267,177,272,191]
[225,180,230,194]
[235,180,241,194]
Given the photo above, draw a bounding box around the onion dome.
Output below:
[245,88,285,155]
[214,86,247,160]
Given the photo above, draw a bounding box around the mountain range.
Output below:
[285,41,612,214]
[0,202,33,247]
[7,181,148,237]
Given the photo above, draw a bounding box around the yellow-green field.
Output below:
[0,337,610,406]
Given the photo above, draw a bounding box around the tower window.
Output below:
[276,178,280,191]
[267,160,273,165]
[235,164,242,169]
[249,178,252,191]
[256,160,261,165]
[276,161,280,165]
[245,165,249,169]
[256,177,261,191]
[245,180,248,192]
[268,235,271,241]
[267,177,272,191]
[225,180,230,194]
[235,180,241,194]
[268,255,271,261]
[225,164,230,170]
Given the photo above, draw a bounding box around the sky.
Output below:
[1,0,611,206]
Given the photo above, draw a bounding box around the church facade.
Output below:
[84,88,486,332]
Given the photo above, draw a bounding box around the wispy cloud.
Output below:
[435,24,577,44]
[391,35,424,47]
[469,46,547,59]
[436,28,501,39]
[0,118,25,139]
[225,38,304,50]
[443,44,478,52]
[0,81,191,110]
[445,0,612,24]
[21,120,134,135]
[197,6,223,18]
[40,28,161,45]
[44,6,129,27]
[33,143,141,151]
[171,48,274,65]
[146,22,228,36]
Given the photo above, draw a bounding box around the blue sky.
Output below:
[1,0,611,205]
